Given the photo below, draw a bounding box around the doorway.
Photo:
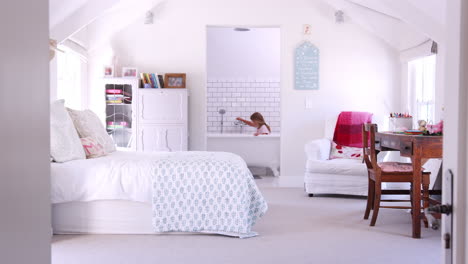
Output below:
[205,26,281,177]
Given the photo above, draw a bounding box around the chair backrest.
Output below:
[362,123,380,173]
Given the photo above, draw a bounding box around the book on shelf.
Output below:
[140,73,150,87]
[107,125,127,129]
[144,73,152,86]
[140,72,162,88]
[108,121,128,126]
[106,94,124,98]
[106,89,122,94]
[106,99,123,104]
[157,74,165,88]
[107,121,129,129]
[150,73,159,88]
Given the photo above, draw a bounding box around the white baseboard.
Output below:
[276,175,303,188]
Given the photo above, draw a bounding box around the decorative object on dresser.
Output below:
[122,67,138,78]
[164,73,186,88]
[136,88,188,152]
[104,65,114,77]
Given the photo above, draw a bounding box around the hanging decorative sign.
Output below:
[294,41,319,90]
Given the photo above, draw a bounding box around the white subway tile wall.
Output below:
[207,78,281,134]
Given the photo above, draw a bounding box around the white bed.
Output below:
[51,151,163,234]
[51,151,267,236]
[52,200,153,234]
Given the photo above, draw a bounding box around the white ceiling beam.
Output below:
[379,0,444,43]
[50,0,121,44]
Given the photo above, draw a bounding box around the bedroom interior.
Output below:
[2,0,468,264]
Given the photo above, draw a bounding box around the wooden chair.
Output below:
[362,124,431,226]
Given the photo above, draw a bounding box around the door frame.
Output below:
[443,0,467,263]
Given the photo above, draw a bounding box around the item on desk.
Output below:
[418,120,427,132]
[390,112,412,118]
[404,129,424,135]
[389,114,413,132]
[425,120,444,135]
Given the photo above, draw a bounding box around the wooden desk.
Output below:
[375,132,443,238]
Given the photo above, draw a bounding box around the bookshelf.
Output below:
[102,77,187,152]
[104,78,138,149]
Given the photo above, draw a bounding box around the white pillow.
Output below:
[50,100,86,162]
[329,141,363,160]
[67,108,116,153]
[80,137,107,158]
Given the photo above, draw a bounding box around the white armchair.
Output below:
[304,117,370,196]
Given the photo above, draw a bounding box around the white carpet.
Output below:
[52,178,441,264]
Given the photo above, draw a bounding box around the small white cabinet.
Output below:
[135,89,188,152]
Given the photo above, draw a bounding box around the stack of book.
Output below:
[106,94,123,104]
[140,73,165,88]
[106,88,132,104]
[107,121,129,129]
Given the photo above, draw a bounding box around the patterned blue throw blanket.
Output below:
[152,151,268,238]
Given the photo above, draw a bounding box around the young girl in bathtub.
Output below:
[236,112,271,136]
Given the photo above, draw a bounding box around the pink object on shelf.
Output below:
[333,111,373,148]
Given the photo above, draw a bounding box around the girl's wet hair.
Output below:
[250,112,271,132]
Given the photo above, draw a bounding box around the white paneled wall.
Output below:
[207,78,280,134]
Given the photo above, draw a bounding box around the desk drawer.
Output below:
[400,141,413,156]
[380,138,400,149]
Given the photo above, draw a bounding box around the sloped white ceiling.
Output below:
[49,0,447,52]
[49,0,88,28]
[325,0,446,50]
[407,0,445,25]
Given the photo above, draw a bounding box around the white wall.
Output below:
[0,1,51,263]
[87,0,401,179]
[207,27,280,79]
[399,40,445,122]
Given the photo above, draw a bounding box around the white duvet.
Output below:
[51,151,170,204]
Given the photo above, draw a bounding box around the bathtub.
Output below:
[207,133,280,176]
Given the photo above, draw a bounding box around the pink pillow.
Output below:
[330,141,362,160]
[80,137,106,158]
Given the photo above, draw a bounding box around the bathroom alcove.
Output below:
[206,26,281,176]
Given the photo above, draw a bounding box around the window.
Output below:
[408,55,436,125]
[57,45,87,109]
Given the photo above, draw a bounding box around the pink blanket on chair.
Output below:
[333,111,373,148]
